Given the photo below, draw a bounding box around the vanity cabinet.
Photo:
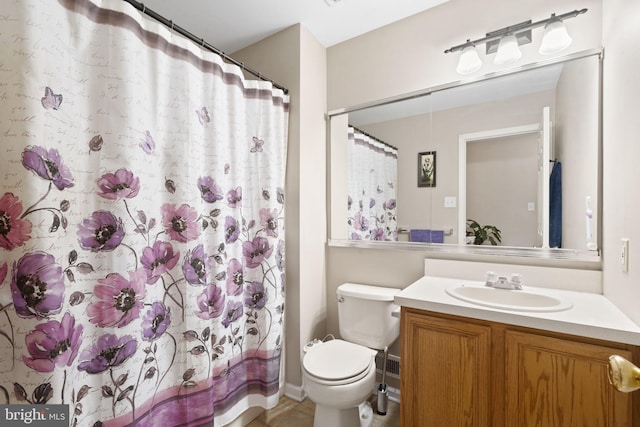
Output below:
[401,308,639,427]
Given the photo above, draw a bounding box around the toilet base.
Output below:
[313,404,360,427]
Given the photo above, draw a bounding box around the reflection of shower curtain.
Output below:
[0,1,288,425]
[347,127,398,240]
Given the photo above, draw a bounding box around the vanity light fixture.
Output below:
[538,15,573,55]
[456,40,483,75]
[493,33,522,65]
[444,8,587,74]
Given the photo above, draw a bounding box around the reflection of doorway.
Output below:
[467,134,538,246]
[458,123,542,246]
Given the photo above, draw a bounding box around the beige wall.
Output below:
[602,0,640,324]
[233,24,328,392]
[327,0,602,111]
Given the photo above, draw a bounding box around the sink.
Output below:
[445,283,573,312]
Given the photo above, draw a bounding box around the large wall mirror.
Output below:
[328,49,602,261]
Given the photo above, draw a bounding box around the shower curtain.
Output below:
[347,127,398,241]
[0,0,288,426]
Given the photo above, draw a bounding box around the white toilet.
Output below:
[302,283,400,427]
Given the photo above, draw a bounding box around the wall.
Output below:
[326,0,603,350]
[327,0,602,111]
[601,0,640,324]
[233,24,328,398]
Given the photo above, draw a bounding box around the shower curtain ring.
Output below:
[201,38,205,47]
[141,3,146,13]
[170,20,174,31]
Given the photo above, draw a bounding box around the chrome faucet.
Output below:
[485,272,523,290]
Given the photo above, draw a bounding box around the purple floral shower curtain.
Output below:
[347,128,398,241]
[0,0,288,426]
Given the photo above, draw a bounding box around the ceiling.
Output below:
[140,0,449,54]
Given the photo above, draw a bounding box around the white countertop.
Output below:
[395,276,640,345]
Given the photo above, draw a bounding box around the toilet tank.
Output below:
[337,283,401,350]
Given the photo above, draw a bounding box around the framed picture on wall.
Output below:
[418,151,436,187]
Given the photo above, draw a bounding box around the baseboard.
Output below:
[284,382,306,402]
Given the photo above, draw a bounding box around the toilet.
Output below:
[302,283,400,427]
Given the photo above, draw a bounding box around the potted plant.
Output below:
[466,219,502,245]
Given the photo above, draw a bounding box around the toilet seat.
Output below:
[303,339,374,385]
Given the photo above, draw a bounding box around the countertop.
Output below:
[395,275,640,345]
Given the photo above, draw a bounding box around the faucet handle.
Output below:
[485,271,497,283]
[509,273,523,289]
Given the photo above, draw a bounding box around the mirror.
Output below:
[328,50,601,259]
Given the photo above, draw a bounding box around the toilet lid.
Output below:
[303,340,372,381]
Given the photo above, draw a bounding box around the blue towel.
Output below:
[549,161,562,248]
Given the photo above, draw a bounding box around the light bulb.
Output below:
[494,34,522,66]
[456,45,482,75]
[539,19,572,55]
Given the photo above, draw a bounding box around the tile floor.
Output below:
[247,395,400,427]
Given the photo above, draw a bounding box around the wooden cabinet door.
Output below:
[505,330,633,427]
[401,309,492,427]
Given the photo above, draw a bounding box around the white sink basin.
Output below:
[445,283,573,313]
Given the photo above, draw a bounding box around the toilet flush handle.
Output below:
[337,296,344,303]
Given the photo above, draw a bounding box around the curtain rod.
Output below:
[350,125,398,151]
[122,0,289,94]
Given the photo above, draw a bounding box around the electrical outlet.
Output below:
[621,238,629,273]
[444,196,456,208]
